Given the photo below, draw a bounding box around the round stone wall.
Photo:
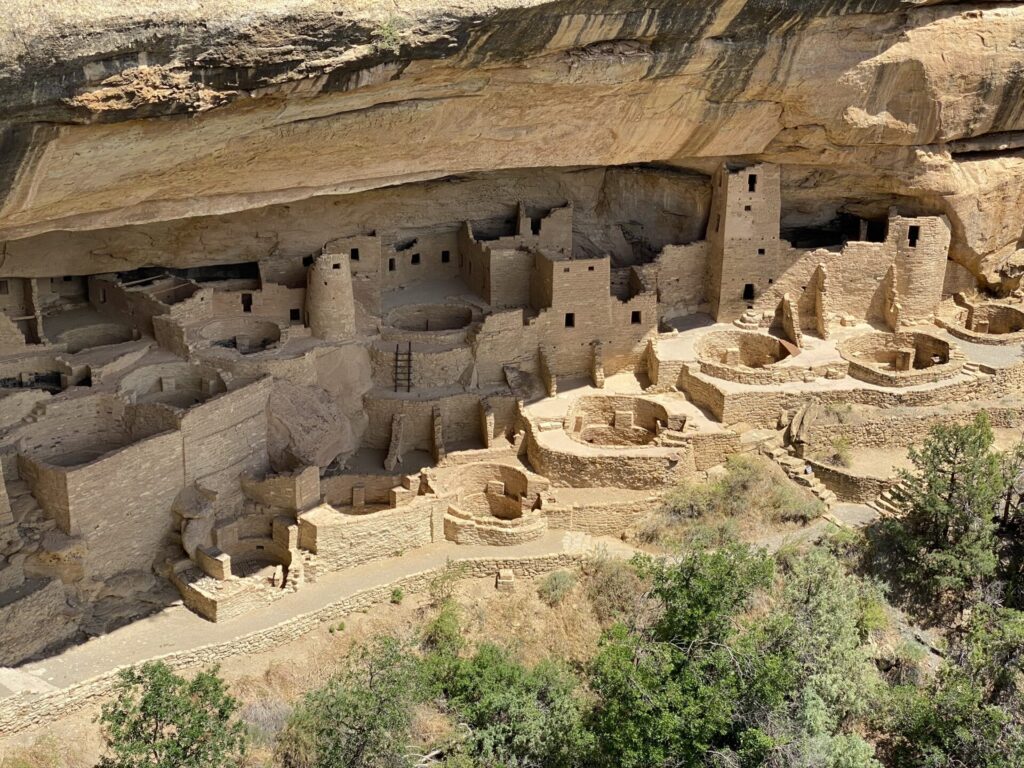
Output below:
[838,331,965,387]
[694,330,846,384]
[941,302,1024,345]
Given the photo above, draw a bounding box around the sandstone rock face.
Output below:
[268,382,356,472]
[1,1,1024,287]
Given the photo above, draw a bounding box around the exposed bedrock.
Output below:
[3,1,1024,283]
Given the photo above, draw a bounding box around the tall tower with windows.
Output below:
[706,162,782,321]
[305,251,356,341]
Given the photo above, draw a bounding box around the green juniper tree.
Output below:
[96,662,246,768]
[888,413,1003,617]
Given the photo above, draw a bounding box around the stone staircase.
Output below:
[867,480,908,517]
[763,446,837,509]
[734,309,762,330]
[961,361,991,381]
[388,474,421,507]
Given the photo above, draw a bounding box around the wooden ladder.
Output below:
[394,342,412,392]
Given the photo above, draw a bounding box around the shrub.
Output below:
[96,661,247,768]
[275,638,423,768]
[428,560,469,606]
[238,698,292,747]
[584,554,645,627]
[538,569,576,606]
[826,435,853,467]
[371,17,404,54]
[390,587,404,605]
[443,644,594,767]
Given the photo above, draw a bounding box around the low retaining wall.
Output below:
[0,551,582,737]
[802,458,891,503]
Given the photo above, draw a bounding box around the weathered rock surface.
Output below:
[268,382,356,471]
[2,0,1024,285]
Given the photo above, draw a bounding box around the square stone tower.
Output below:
[706,162,783,321]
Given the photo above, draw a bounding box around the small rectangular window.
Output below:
[757,248,766,255]
[748,174,758,192]
[564,312,575,328]
[332,263,341,270]
[388,258,396,272]
[588,265,595,271]
[563,267,570,273]
[743,283,755,301]
[241,293,253,313]
[631,310,642,325]
[908,225,920,248]
[744,205,752,212]
[441,250,451,263]
[290,308,301,322]
[350,248,360,261]
[411,253,421,265]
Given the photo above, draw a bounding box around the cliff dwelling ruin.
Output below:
[0,157,1010,661]
[3,0,1024,724]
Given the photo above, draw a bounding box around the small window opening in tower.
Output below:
[563,267,570,273]
[908,225,920,248]
[350,248,360,261]
[758,248,766,255]
[441,250,451,263]
[564,312,575,328]
[531,217,542,236]
[388,258,396,272]
[241,293,253,313]
[290,308,301,322]
[748,174,758,192]
[742,283,755,301]
[332,263,341,270]
[411,253,421,265]
[744,205,752,212]
[631,310,642,325]
[588,265,595,271]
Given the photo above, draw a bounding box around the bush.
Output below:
[390,588,404,605]
[238,698,292,747]
[428,560,469,606]
[275,638,423,768]
[443,644,594,767]
[648,455,823,540]
[96,662,247,768]
[584,554,645,627]
[538,569,576,606]
[827,435,853,467]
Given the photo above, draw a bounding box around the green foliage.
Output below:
[275,638,423,768]
[371,17,404,54]
[652,455,824,540]
[826,435,853,468]
[583,553,646,626]
[442,644,594,768]
[879,414,1003,618]
[428,560,469,606]
[390,587,404,605]
[537,569,576,606]
[879,666,1024,768]
[96,662,246,768]
[588,538,888,768]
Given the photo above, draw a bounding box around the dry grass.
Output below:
[633,455,825,550]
